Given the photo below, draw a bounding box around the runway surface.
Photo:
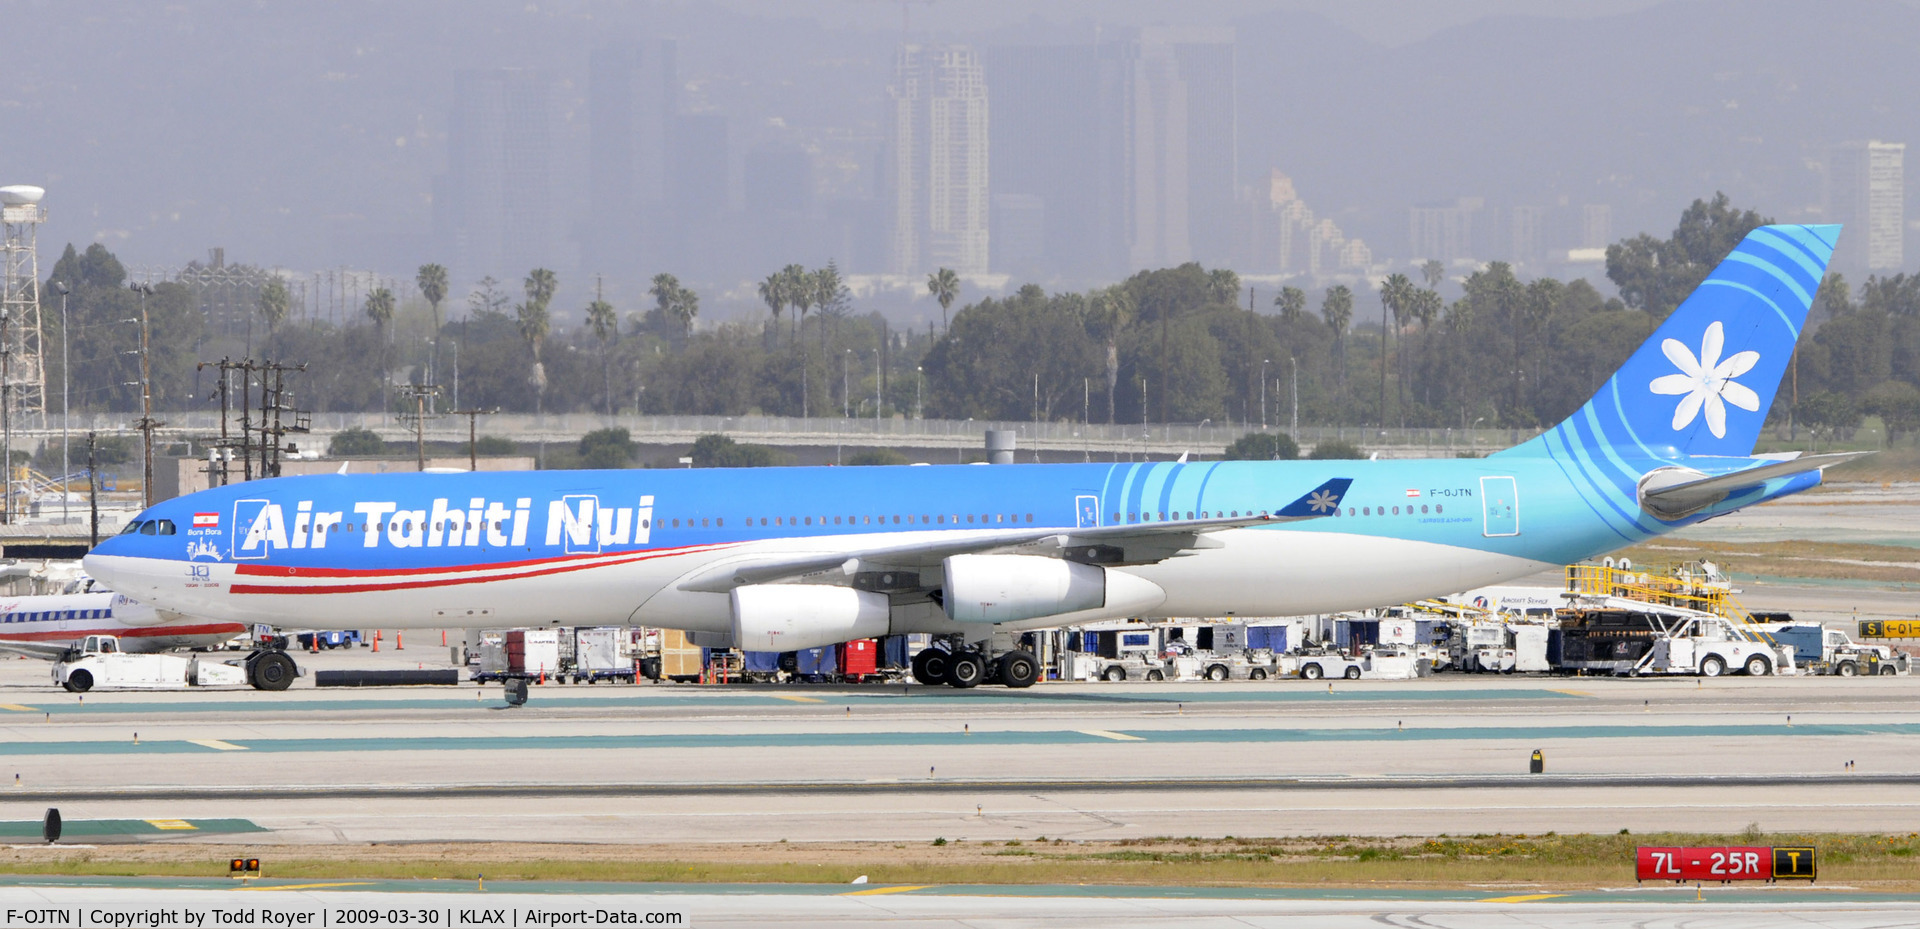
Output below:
[5,879,1919,929]
[3,655,1918,842]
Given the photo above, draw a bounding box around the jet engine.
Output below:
[730,584,890,652]
[941,554,1162,624]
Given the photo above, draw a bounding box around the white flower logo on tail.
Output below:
[1648,321,1760,439]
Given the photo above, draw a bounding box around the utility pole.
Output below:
[449,408,496,471]
[86,431,98,546]
[398,383,440,471]
[1290,356,1299,438]
[130,282,158,508]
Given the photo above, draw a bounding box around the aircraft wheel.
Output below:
[250,652,296,691]
[1300,663,1324,680]
[946,653,985,689]
[1000,650,1040,689]
[913,649,950,686]
[1343,665,1362,680]
[67,670,93,693]
[505,678,529,706]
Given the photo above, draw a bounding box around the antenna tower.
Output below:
[0,186,47,420]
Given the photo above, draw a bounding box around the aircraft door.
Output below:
[1480,476,1519,537]
[1075,495,1100,529]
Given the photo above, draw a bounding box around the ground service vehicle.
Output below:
[1763,623,1906,676]
[53,634,295,691]
[1555,598,1789,676]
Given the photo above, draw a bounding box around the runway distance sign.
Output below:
[1857,620,1920,639]
[1635,846,1816,882]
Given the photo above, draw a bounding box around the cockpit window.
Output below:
[120,521,146,535]
[155,519,177,535]
[138,521,158,535]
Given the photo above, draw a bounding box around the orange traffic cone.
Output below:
[538,669,546,685]
[372,633,379,653]
[396,632,404,651]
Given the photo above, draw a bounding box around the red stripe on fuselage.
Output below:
[234,546,653,578]
[227,542,739,596]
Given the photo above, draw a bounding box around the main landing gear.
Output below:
[911,641,1039,689]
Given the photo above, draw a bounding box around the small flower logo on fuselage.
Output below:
[1648,321,1760,439]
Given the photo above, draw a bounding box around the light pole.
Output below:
[54,281,70,524]
[1260,358,1270,429]
[1289,356,1298,438]
[842,349,850,418]
[1472,416,1485,457]
[129,282,155,508]
[915,366,922,420]
[872,348,880,426]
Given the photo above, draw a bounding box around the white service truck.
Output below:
[1762,623,1907,676]
[52,635,293,692]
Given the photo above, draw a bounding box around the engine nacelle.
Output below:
[730,584,890,652]
[942,554,1109,623]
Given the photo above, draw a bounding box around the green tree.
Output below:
[1816,271,1852,319]
[1308,439,1366,460]
[474,436,517,456]
[812,262,850,341]
[1223,431,1298,460]
[757,271,787,343]
[1420,259,1445,289]
[1273,286,1306,321]
[1086,285,1135,423]
[257,276,290,348]
[1205,268,1242,307]
[328,427,386,457]
[689,433,781,468]
[783,264,813,341]
[1379,273,1415,424]
[1606,192,1770,319]
[649,273,698,337]
[846,448,909,466]
[364,286,396,384]
[927,266,960,331]
[1321,285,1353,391]
[1865,380,1920,444]
[577,427,635,469]
[517,269,555,419]
[585,286,618,417]
[417,263,449,335]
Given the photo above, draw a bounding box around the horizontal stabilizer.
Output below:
[1637,452,1867,520]
[0,639,76,661]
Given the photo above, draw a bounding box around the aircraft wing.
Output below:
[0,639,75,661]
[677,478,1352,592]
[1638,452,1867,520]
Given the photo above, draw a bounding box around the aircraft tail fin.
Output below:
[1504,223,1839,460]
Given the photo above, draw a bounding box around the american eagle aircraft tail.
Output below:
[85,224,1850,687]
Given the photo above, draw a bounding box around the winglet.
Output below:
[1276,478,1352,519]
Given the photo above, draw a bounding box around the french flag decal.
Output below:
[193,512,220,529]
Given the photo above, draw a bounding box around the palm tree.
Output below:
[1411,288,1442,330]
[1205,268,1242,306]
[1322,284,1353,392]
[811,263,849,345]
[518,269,555,422]
[781,264,812,341]
[586,277,617,417]
[1379,273,1416,424]
[1420,259,1445,289]
[257,276,290,350]
[364,286,396,387]
[1273,286,1306,321]
[1088,285,1135,424]
[649,273,698,338]
[757,272,787,344]
[927,267,959,331]
[417,263,449,382]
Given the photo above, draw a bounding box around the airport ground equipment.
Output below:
[1553,597,1791,676]
[1762,622,1906,676]
[53,634,274,691]
[293,629,361,650]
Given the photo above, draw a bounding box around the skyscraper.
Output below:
[438,69,557,286]
[983,43,1119,279]
[886,44,990,276]
[586,42,676,284]
[1829,140,1905,273]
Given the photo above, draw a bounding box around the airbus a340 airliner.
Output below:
[86,224,1851,687]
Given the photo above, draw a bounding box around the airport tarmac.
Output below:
[2,646,1918,843]
[3,879,1919,929]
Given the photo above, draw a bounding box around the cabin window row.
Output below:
[1111,510,1265,522]
[2,609,109,622]
[1346,504,1442,516]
